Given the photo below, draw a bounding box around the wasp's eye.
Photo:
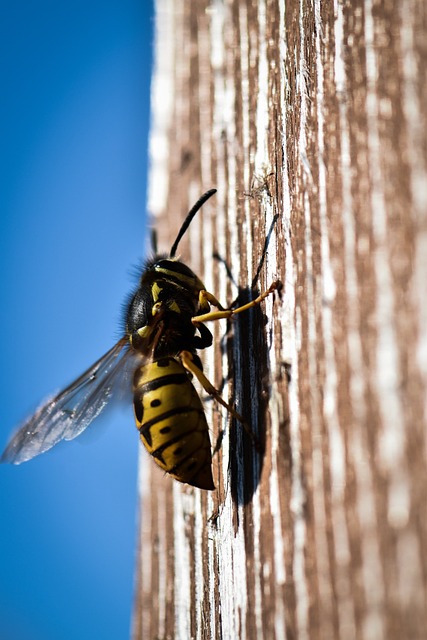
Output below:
[125,286,152,334]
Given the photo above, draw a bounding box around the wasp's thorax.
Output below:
[125,257,213,358]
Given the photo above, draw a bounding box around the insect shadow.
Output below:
[213,213,279,506]
[226,284,272,506]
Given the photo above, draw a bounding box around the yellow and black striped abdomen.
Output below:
[133,357,214,490]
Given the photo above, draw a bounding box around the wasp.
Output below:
[2,189,280,489]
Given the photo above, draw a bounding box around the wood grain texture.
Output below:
[132,1,427,638]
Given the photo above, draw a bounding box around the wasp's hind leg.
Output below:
[179,350,261,451]
[192,280,281,324]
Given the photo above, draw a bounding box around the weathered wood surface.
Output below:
[133,0,427,638]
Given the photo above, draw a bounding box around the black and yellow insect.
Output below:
[1,189,279,489]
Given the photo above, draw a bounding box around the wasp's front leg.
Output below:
[192,280,281,324]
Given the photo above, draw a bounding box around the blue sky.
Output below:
[0,2,154,638]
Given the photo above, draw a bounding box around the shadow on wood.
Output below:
[227,285,270,506]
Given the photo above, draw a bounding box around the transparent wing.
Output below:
[2,337,139,464]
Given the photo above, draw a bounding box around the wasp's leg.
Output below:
[179,350,260,450]
[197,289,226,312]
[179,351,243,418]
[193,280,281,324]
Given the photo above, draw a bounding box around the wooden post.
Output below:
[132,0,427,638]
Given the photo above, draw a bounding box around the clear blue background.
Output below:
[0,2,154,638]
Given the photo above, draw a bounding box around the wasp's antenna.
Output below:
[151,227,158,254]
[169,189,217,257]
